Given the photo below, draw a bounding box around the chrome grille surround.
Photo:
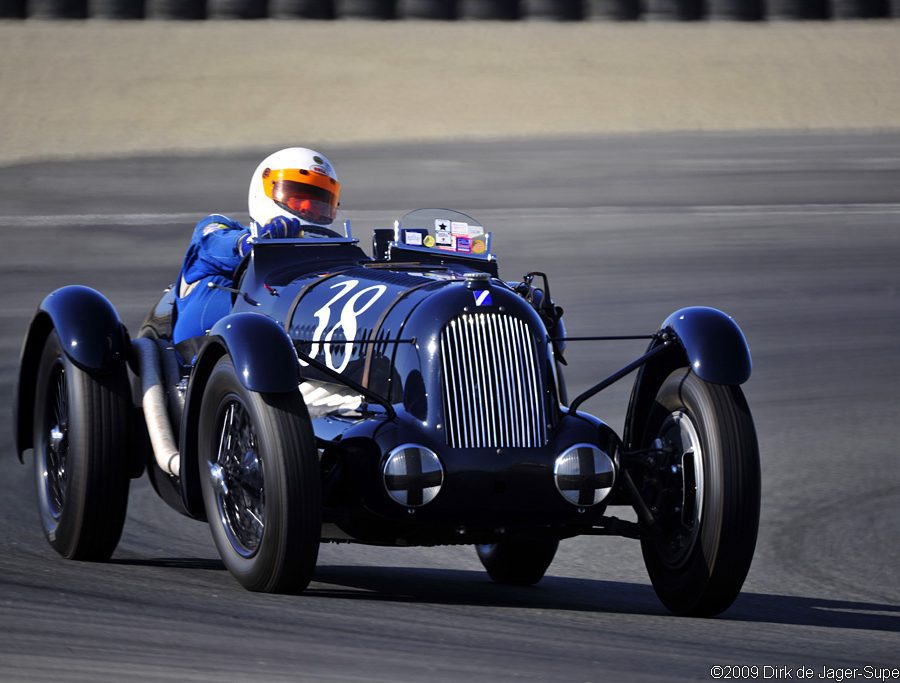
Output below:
[440,312,547,448]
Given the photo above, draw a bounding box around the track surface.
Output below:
[1,132,898,681]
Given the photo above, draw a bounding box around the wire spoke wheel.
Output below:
[210,398,266,558]
[199,355,321,593]
[39,362,69,522]
[652,410,705,571]
[637,367,760,617]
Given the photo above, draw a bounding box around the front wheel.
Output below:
[637,368,760,616]
[476,539,559,586]
[198,355,320,593]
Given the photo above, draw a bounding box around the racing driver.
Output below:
[173,147,341,344]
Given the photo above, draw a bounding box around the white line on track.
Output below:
[2,203,900,228]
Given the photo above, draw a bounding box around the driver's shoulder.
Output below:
[192,213,246,238]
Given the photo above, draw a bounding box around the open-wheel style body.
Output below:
[15,208,759,615]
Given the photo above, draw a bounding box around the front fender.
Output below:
[619,306,751,460]
[14,285,128,458]
[205,312,300,393]
[661,306,751,385]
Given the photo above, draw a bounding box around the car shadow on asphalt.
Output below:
[110,557,226,571]
[308,565,900,633]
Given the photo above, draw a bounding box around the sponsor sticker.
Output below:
[435,230,453,246]
[437,236,456,252]
[467,225,485,238]
[310,164,329,175]
[473,290,492,307]
[405,231,423,246]
[434,219,451,232]
[456,237,472,254]
[423,235,436,248]
[451,221,469,236]
[472,239,486,254]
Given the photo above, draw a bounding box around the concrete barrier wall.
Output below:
[2,0,898,19]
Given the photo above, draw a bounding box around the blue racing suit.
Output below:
[173,213,312,343]
[173,214,251,344]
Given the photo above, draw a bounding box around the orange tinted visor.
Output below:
[262,168,341,226]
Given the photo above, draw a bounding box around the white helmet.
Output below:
[247,147,341,231]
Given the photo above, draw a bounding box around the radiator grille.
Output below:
[440,312,547,448]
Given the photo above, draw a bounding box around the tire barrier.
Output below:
[28,0,87,17]
[335,0,396,18]
[269,0,335,17]
[0,0,27,17]
[6,0,899,18]
[707,0,764,19]
[90,0,144,17]
[208,0,269,17]
[459,0,521,19]
[588,0,642,20]
[399,0,458,18]
[768,0,831,17]
[831,0,888,16]
[523,0,586,20]
[644,0,704,19]
[144,0,206,18]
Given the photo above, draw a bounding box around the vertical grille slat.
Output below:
[440,312,546,449]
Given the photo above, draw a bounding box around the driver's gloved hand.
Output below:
[238,216,304,255]
[259,216,303,240]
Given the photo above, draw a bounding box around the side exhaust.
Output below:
[132,337,180,477]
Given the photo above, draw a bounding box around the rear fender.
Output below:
[178,312,300,518]
[14,286,128,459]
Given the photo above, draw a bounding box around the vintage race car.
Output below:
[14,208,759,616]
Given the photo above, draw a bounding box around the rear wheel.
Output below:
[32,330,131,560]
[637,368,760,616]
[476,539,559,586]
[199,355,320,593]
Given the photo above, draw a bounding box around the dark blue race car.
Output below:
[13,208,760,617]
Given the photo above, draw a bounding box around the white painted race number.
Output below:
[301,279,387,373]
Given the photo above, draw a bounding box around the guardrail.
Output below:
[1,0,896,19]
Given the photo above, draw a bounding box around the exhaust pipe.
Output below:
[133,337,180,477]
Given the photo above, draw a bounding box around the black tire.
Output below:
[643,0,705,20]
[207,0,269,18]
[587,0,642,20]
[706,0,763,20]
[476,539,559,585]
[89,0,145,18]
[144,0,206,18]
[199,355,320,593]
[767,0,830,18]
[523,0,585,20]
[29,0,88,17]
[270,0,335,17]
[32,330,131,560]
[336,0,396,18]
[0,0,27,18]
[400,0,459,18]
[459,0,521,19]
[637,368,759,617]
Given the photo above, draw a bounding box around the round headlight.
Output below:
[553,444,616,507]
[383,444,444,507]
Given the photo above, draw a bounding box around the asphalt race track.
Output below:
[1,132,898,681]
